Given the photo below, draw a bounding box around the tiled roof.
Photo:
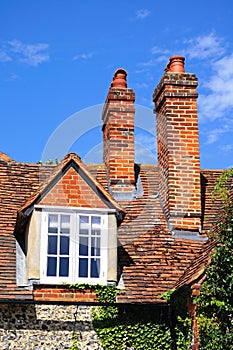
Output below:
[174,238,215,290]
[201,169,225,234]
[0,153,230,302]
[117,165,206,303]
[174,172,233,291]
[0,157,55,300]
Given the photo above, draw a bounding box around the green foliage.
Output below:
[175,316,192,349]
[196,171,233,349]
[67,283,117,303]
[92,303,192,350]
[197,314,233,350]
[65,284,192,349]
[69,331,79,350]
[212,167,233,203]
[37,158,59,165]
[95,321,172,350]
[93,305,173,350]
[160,288,176,302]
[67,284,117,350]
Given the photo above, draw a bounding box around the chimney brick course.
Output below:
[102,69,135,199]
[153,62,202,232]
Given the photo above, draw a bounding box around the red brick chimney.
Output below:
[102,68,135,200]
[153,56,202,234]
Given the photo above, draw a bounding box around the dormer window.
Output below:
[15,155,121,289]
[40,208,108,284]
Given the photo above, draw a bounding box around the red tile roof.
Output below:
[174,173,233,291]
[0,153,230,302]
[0,157,55,300]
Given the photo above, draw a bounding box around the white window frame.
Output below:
[40,207,108,285]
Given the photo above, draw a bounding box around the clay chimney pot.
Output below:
[111,68,128,88]
[165,56,185,73]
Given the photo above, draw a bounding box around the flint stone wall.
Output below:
[0,304,103,350]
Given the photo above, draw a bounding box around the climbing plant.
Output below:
[196,168,233,349]
[68,284,118,350]
[67,273,194,349]
[92,304,173,350]
[93,296,193,350]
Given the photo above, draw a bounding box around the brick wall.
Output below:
[102,69,135,199]
[153,62,202,231]
[39,166,107,208]
[33,285,97,303]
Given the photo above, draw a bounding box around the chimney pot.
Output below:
[165,56,185,73]
[111,68,128,88]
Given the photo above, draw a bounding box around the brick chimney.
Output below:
[153,56,202,234]
[102,68,135,200]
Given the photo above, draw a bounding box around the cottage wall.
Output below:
[0,304,103,350]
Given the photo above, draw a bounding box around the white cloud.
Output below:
[184,32,226,60]
[135,9,150,20]
[7,73,21,81]
[198,53,233,120]
[8,40,49,66]
[0,40,49,66]
[151,46,170,56]
[0,50,12,62]
[204,119,233,144]
[135,145,156,164]
[135,132,157,163]
[138,59,157,67]
[138,57,167,68]
[134,82,149,89]
[73,52,94,61]
[212,54,233,79]
[218,144,233,153]
[137,47,170,71]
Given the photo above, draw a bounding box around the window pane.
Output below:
[80,228,88,235]
[91,237,100,256]
[60,215,70,234]
[91,216,101,226]
[48,236,57,254]
[91,258,100,278]
[91,216,101,235]
[80,216,89,225]
[91,228,101,236]
[60,236,70,255]
[47,257,57,276]
[59,257,69,276]
[79,258,88,277]
[79,237,88,256]
[48,214,58,233]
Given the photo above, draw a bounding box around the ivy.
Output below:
[67,284,117,350]
[67,283,117,303]
[159,288,176,302]
[93,305,173,350]
[196,169,233,349]
[69,331,78,350]
[66,284,193,348]
[212,167,233,203]
[92,302,193,350]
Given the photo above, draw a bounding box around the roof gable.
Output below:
[38,165,109,209]
[20,153,124,214]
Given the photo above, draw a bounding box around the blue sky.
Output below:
[1,1,233,169]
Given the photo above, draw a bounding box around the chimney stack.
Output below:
[102,68,135,200]
[153,56,202,234]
